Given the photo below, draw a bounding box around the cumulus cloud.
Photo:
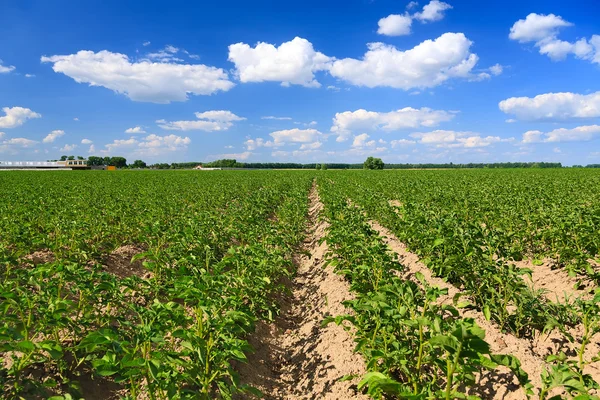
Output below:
[98,134,191,157]
[522,125,600,143]
[410,130,513,148]
[377,14,413,36]
[414,0,452,22]
[81,139,93,144]
[509,13,599,64]
[499,91,600,121]
[299,141,322,150]
[43,130,65,143]
[228,37,333,87]
[331,107,455,141]
[270,128,324,145]
[41,50,234,103]
[60,144,77,152]
[0,107,41,129]
[125,126,146,134]
[351,133,377,148]
[0,60,15,74]
[157,110,245,131]
[25,74,35,78]
[329,33,483,89]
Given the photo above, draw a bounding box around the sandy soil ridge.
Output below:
[237,184,367,399]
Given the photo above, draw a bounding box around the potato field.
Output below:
[1,169,600,400]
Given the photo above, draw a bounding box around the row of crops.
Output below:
[317,169,600,398]
[0,171,314,399]
[1,169,599,399]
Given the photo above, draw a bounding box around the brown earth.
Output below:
[102,244,152,279]
[237,184,367,400]
[512,258,595,303]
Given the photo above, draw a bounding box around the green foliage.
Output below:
[130,159,147,169]
[321,163,328,170]
[363,157,384,170]
[0,170,313,398]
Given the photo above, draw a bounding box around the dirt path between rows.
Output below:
[237,184,367,399]
[368,220,600,399]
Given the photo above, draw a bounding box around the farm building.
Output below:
[0,160,89,170]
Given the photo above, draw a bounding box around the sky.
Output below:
[1,0,599,165]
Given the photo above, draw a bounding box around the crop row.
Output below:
[0,171,313,399]
[317,179,531,398]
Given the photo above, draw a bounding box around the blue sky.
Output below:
[1,0,599,165]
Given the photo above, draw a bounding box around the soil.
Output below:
[237,184,368,399]
[511,258,595,303]
[368,220,600,399]
[102,245,152,279]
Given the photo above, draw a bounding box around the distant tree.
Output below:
[320,163,327,170]
[60,155,68,161]
[131,159,147,169]
[109,157,127,168]
[77,156,84,160]
[363,157,384,170]
[67,156,75,160]
[103,157,111,166]
[87,156,104,166]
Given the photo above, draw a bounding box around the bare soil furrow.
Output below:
[237,184,367,400]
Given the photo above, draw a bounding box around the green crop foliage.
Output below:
[1,169,599,399]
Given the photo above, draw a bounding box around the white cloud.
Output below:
[0,60,15,74]
[0,107,41,129]
[125,126,146,134]
[326,85,341,92]
[331,107,455,141]
[509,13,572,43]
[299,141,322,150]
[228,37,333,87]
[99,134,191,157]
[211,151,252,161]
[329,33,483,89]
[224,145,234,149]
[81,139,93,144]
[406,1,419,10]
[261,116,293,120]
[143,41,151,47]
[499,91,600,121]
[270,128,324,145]
[41,50,234,103]
[25,74,35,78]
[137,134,191,155]
[43,130,65,143]
[60,144,77,152]
[157,110,245,131]
[410,130,513,148]
[509,13,599,64]
[489,64,503,76]
[505,119,517,123]
[2,138,38,147]
[144,45,183,63]
[522,125,600,143]
[352,133,374,148]
[0,132,4,139]
[378,14,413,36]
[413,0,452,22]
[73,117,79,121]
[88,144,96,154]
[244,138,275,150]
[391,139,417,147]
